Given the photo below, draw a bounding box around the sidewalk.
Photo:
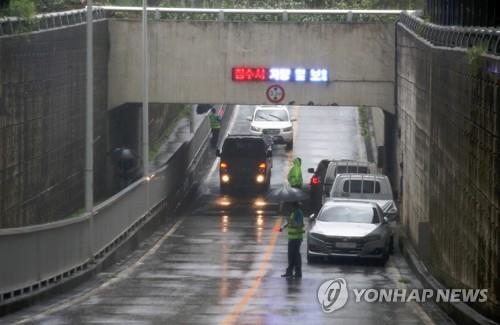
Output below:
[150,107,205,172]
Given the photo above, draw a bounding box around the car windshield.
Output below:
[318,205,379,224]
[222,139,266,157]
[254,109,288,122]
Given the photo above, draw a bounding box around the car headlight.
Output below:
[250,126,261,132]
[308,232,324,241]
[282,126,293,132]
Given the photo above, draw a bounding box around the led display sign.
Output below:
[232,67,329,82]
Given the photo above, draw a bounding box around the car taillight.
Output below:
[220,162,228,169]
[258,163,266,169]
[311,175,320,186]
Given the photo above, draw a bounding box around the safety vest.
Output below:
[209,113,221,129]
[287,210,305,240]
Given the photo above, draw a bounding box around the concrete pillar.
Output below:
[383,112,397,195]
[190,104,197,133]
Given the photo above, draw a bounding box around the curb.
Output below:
[398,229,499,325]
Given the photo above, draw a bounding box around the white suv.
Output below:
[248,106,295,150]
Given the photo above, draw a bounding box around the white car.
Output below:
[247,106,295,150]
[307,200,394,264]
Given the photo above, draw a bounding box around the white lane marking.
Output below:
[206,105,240,182]
[14,218,186,324]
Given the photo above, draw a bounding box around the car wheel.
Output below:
[265,176,271,190]
[286,142,293,151]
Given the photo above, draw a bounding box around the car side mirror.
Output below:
[309,214,316,221]
[266,150,272,158]
[384,214,397,223]
[246,116,252,121]
[307,168,315,173]
[291,118,297,122]
[215,149,221,157]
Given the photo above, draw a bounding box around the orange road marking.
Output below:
[220,217,282,325]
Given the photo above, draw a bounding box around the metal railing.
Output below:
[99,6,418,22]
[399,12,500,56]
[0,107,236,306]
[0,7,420,36]
[0,8,105,36]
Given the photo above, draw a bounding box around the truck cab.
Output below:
[216,135,272,194]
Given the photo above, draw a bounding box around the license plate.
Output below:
[263,129,279,135]
[336,242,357,249]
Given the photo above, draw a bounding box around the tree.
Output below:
[8,0,35,18]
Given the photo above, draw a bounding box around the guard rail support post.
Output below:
[282,11,288,22]
[218,10,224,22]
[347,11,353,23]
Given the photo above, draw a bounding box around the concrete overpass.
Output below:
[107,10,397,113]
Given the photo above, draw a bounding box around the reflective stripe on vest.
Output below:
[209,114,221,129]
[287,211,304,240]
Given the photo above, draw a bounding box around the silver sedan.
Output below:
[307,200,394,264]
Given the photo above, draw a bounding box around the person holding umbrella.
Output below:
[287,157,303,189]
[280,201,305,278]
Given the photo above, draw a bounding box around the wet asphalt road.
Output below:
[4,106,453,325]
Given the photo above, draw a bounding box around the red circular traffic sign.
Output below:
[266,84,285,103]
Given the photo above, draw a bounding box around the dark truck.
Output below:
[216,135,272,194]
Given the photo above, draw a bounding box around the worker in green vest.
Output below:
[287,157,303,188]
[280,201,305,278]
[209,108,222,148]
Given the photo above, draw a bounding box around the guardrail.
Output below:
[399,12,500,56]
[0,8,105,36]
[0,108,232,307]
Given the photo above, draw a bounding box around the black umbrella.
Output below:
[266,185,308,203]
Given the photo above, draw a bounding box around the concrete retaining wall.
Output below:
[396,23,499,319]
[0,21,110,227]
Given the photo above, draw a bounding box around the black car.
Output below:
[307,159,333,212]
[216,135,272,194]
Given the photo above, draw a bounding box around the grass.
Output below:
[398,277,410,284]
[358,105,370,140]
[466,43,487,75]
